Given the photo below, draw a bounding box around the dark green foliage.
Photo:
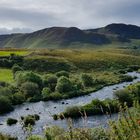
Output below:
[57,99,119,119]
[42,87,51,100]
[127,82,140,101]
[15,71,42,88]
[22,114,40,126]
[0,96,13,114]
[119,75,134,82]
[23,59,73,72]
[0,87,12,97]
[81,73,94,87]
[114,89,134,106]
[128,65,140,71]
[61,106,81,118]
[10,92,25,105]
[0,54,23,68]
[43,74,57,91]
[34,114,40,121]
[12,64,23,75]
[23,116,35,126]
[0,81,9,87]
[55,76,74,93]
[20,82,40,99]
[7,118,18,126]
[56,71,69,78]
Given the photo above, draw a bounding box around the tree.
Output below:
[55,76,74,93]
[15,71,43,88]
[42,87,51,100]
[43,74,57,91]
[0,96,13,114]
[20,82,40,99]
[81,73,94,87]
[56,71,69,78]
[12,64,23,77]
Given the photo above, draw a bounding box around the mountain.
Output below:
[87,23,140,39]
[0,23,140,48]
[0,27,110,48]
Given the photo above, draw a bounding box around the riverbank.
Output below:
[0,72,140,139]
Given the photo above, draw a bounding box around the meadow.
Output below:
[0,68,13,83]
[0,48,30,57]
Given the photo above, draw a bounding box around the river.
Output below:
[0,72,140,139]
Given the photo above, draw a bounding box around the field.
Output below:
[0,49,30,56]
[25,47,140,72]
[0,68,13,83]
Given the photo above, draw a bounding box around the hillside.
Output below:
[0,23,140,48]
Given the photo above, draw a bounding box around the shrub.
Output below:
[119,75,133,82]
[12,64,23,76]
[42,87,51,100]
[81,73,94,87]
[91,127,109,140]
[127,82,140,101]
[22,114,40,126]
[15,71,43,88]
[0,96,13,114]
[56,71,69,78]
[62,106,81,118]
[114,89,133,106]
[55,76,74,93]
[0,87,12,97]
[43,74,57,91]
[11,92,25,105]
[34,114,40,121]
[20,82,40,99]
[7,118,18,126]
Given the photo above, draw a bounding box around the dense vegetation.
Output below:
[54,81,140,119]
[3,102,138,140]
[0,47,140,139]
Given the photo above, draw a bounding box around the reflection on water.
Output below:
[0,72,140,140]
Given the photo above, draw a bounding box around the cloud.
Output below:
[0,27,33,35]
[0,0,139,34]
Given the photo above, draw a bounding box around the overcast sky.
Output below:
[0,0,140,34]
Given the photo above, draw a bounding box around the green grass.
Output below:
[25,48,140,72]
[0,50,30,56]
[0,68,13,83]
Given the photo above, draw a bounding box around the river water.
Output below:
[0,72,140,139]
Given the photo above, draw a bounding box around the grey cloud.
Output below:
[0,0,140,34]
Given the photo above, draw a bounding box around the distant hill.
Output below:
[88,23,140,39]
[0,23,140,48]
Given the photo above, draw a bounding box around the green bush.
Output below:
[11,92,25,105]
[12,64,23,76]
[114,89,134,106]
[81,73,94,87]
[0,96,13,114]
[127,82,140,101]
[56,71,69,78]
[15,71,43,88]
[22,114,40,127]
[43,74,57,91]
[7,118,18,126]
[62,106,81,118]
[21,82,40,99]
[0,87,12,97]
[55,76,74,93]
[42,87,51,100]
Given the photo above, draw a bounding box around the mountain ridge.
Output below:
[0,23,140,48]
